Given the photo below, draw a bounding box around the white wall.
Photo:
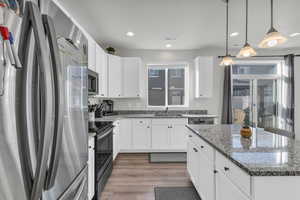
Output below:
[114,48,225,116]
[113,48,300,132]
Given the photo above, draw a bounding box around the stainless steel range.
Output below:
[89,121,114,200]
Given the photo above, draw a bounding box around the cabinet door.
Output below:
[195,56,214,98]
[113,121,120,160]
[216,171,249,200]
[107,54,122,97]
[88,37,96,71]
[120,119,132,150]
[122,57,140,97]
[188,141,201,187]
[187,139,194,178]
[132,119,151,149]
[88,136,95,200]
[197,151,215,200]
[151,124,170,150]
[170,124,187,150]
[95,45,107,97]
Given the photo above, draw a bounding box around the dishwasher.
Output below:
[188,117,215,125]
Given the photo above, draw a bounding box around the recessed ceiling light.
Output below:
[165,44,172,48]
[230,32,239,37]
[126,31,135,37]
[289,32,300,37]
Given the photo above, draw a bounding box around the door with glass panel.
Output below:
[232,63,280,129]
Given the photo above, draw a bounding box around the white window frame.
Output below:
[231,60,284,128]
[147,63,189,108]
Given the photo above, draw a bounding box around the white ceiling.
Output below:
[57,0,300,50]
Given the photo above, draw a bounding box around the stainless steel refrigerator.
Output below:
[0,0,88,200]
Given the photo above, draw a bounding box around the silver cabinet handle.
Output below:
[224,167,230,171]
[42,14,64,190]
[193,148,198,152]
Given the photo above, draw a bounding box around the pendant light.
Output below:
[259,0,287,48]
[237,0,257,58]
[220,0,234,66]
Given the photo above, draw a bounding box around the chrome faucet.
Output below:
[165,107,169,113]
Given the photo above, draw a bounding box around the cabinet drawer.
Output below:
[133,119,150,126]
[152,118,187,125]
[216,152,251,197]
[188,132,214,162]
[152,119,172,125]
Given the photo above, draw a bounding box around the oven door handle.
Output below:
[96,127,113,140]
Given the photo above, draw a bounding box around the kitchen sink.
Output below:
[154,113,182,117]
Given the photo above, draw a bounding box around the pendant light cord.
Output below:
[226,0,229,56]
[245,0,248,43]
[271,0,274,28]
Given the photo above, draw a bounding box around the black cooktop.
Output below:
[89,121,113,134]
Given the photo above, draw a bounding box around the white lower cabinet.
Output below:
[151,119,187,151]
[113,120,120,160]
[187,138,214,200]
[170,124,187,150]
[151,124,169,150]
[119,119,132,150]
[88,136,95,200]
[187,130,249,200]
[132,119,151,149]
[216,171,249,200]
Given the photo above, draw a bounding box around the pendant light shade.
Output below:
[259,27,287,48]
[237,0,257,58]
[259,0,287,48]
[220,0,234,66]
[237,43,257,58]
[220,56,234,66]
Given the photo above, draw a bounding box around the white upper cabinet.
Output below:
[122,57,141,98]
[107,54,122,97]
[87,37,96,71]
[195,56,214,98]
[95,45,108,97]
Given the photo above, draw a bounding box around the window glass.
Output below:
[168,69,185,105]
[148,69,165,106]
[232,64,277,75]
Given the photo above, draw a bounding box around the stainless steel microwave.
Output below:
[88,69,99,95]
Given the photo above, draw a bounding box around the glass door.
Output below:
[232,78,278,128]
[256,79,278,129]
[232,79,254,126]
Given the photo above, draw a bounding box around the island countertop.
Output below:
[186,124,300,176]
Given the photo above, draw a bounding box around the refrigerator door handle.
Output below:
[17,2,55,200]
[58,166,88,200]
[73,176,87,200]
[42,14,65,190]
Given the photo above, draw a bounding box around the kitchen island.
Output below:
[186,124,300,200]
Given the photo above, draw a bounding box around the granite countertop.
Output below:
[186,124,300,176]
[94,113,218,122]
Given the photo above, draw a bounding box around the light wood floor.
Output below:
[100,153,192,200]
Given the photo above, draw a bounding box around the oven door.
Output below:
[88,69,98,95]
[95,127,113,181]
